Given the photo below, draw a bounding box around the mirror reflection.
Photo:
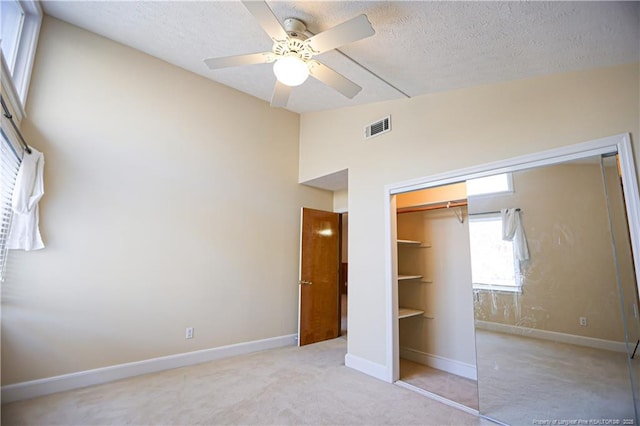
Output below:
[469,154,639,424]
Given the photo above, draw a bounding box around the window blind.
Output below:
[0,129,21,281]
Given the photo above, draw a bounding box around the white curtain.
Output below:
[7,147,45,251]
[501,208,529,261]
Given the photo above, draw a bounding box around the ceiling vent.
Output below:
[365,115,391,139]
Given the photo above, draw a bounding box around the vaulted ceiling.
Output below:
[43,1,639,114]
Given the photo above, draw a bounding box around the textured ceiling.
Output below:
[42,1,639,114]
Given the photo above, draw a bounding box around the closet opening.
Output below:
[394,182,478,410]
[385,134,640,423]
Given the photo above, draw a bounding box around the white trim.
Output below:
[298,207,304,347]
[345,353,391,382]
[1,54,25,121]
[399,347,477,380]
[387,135,622,195]
[618,134,640,316]
[385,194,399,382]
[394,380,479,417]
[1,334,297,403]
[476,320,628,353]
[385,133,640,393]
[7,0,42,107]
[473,284,521,294]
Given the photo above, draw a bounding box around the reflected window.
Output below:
[469,214,521,292]
[467,173,513,197]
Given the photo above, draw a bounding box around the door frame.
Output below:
[338,211,348,337]
[383,133,640,383]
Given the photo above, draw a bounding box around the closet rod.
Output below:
[0,95,32,155]
[397,200,467,214]
[469,208,521,216]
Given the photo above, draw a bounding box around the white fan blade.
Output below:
[309,62,362,99]
[204,52,273,69]
[271,80,292,108]
[242,0,288,41]
[307,15,375,53]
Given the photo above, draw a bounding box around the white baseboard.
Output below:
[1,334,297,404]
[475,320,628,353]
[345,353,391,383]
[399,347,477,380]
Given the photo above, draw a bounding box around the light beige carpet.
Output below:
[2,337,493,425]
[475,329,637,425]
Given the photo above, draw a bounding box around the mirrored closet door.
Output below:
[469,154,639,424]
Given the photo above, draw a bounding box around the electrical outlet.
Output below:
[579,317,587,327]
[185,327,194,339]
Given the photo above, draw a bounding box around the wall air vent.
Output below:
[365,115,391,140]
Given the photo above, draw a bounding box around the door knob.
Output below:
[298,280,313,285]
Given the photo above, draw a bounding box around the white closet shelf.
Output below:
[397,239,421,245]
[398,308,425,319]
[397,240,431,248]
[398,275,423,281]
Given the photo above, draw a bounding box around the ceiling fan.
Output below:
[204,0,375,108]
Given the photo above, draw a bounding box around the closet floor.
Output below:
[399,358,479,410]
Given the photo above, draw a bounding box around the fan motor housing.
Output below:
[283,18,308,40]
[272,18,314,61]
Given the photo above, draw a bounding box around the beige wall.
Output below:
[470,163,631,342]
[299,63,640,368]
[1,17,332,385]
[333,189,348,213]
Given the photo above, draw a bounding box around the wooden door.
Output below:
[298,207,340,346]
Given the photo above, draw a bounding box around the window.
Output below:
[1,0,26,72]
[466,173,513,197]
[0,0,42,117]
[468,214,521,293]
[0,129,22,282]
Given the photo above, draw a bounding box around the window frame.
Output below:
[1,0,43,121]
[2,0,26,73]
[468,213,522,294]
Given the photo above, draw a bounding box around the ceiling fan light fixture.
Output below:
[273,55,309,87]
